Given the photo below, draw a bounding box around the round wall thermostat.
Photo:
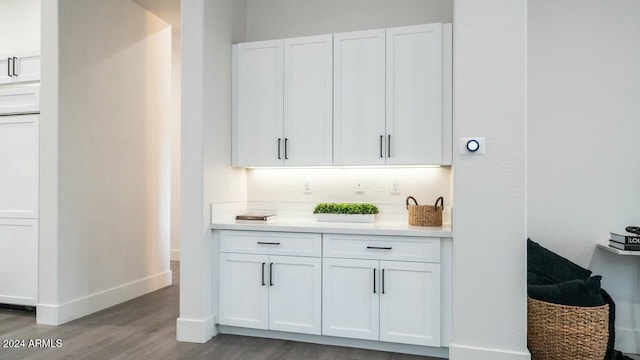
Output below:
[466,139,480,152]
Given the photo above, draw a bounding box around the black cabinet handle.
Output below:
[261,262,266,286]
[269,263,274,286]
[373,268,376,294]
[284,138,288,160]
[388,135,391,158]
[379,135,383,158]
[277,138,281,159]
[12,57,17,76]
[382,269,385,294]
[257,241,280,245]
[367,246,392,250]
[7,58,12,77]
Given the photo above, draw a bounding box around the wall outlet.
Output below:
[304,179,312,193]
[391,179,400,194]
[354,178,364,193]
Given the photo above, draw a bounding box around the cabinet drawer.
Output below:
[323,234,440,263]
[0,86,40,115]
[220,230,321,257]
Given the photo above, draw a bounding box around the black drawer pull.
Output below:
[12,57,17,76]
[7,58,11,77]
[373,268,376,294]
[367,246,392,250]
[261,262,266,286]
[269,263,274,286]
[382,269,385,294]
[277,138,282,159]
[257,242,280,245]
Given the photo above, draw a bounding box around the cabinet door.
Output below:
[0,219,37,306]
[15,55,41,83]
[283,35,333,166]
[386,24,442,165]
[333,29,386,165]
[0,115,38,218]
[233,40,284,167]
[219,253,269,329]
[322,258,379,340]
[268,256,321,335]
[379,261,441,346]
[0,57,14,85]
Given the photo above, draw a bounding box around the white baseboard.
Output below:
[615,327,640,354]
[176,317,217,343]
[36,270,172,326]
[219,326,450,358]
[171,249,180,261]
[449,343,530,360]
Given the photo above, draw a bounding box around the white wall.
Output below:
[450,1,529,359]
[38,0,172,325]
[528,0,640,353]
[132,0,182,263]
[246,0,452,41]
[178,0,247,343]
[0,0,40,55]
[170,30,181,261]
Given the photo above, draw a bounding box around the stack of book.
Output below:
[235,214,277,224]
[609,231,640,251]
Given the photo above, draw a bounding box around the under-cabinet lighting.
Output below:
[245,165,446,170]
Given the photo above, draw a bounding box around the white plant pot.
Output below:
[315,214,376,223]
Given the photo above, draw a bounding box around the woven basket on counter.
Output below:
[406,196,443,226]
[527,297,609,360]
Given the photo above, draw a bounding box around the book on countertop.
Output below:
[235,214,276,223]
[610,231,640,244]
[609,240,640,251]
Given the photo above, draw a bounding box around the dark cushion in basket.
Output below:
[528,276,605,307]
[528,238,592,284]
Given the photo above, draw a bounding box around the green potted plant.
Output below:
[313,203,379,223]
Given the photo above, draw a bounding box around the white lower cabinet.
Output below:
[322,258,441,346]
[322,233,442,346]
[322,258,380,340]
[219,253,269,329]
[268,256,321,334]
[379,261,441,346]
[0,219,38,306]
[218,230,444,349]
[219,246,322,335]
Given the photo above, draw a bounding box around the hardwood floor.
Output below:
[0,262,440,360]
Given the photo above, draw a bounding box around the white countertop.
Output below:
[211,218,452,238]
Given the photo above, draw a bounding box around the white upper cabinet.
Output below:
[283,35,333,166]
[233,36,333,167]
[333,29,386,166]
[233,40,284,167]
[386,24,442,165]
[232,23,452,167]
[0,54,41,85]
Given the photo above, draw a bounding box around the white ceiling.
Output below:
[132,0,181,32]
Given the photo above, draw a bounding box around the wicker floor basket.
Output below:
[406,196,444,226]
[527,297,609,360]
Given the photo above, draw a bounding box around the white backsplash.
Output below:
[212,167,452,225]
